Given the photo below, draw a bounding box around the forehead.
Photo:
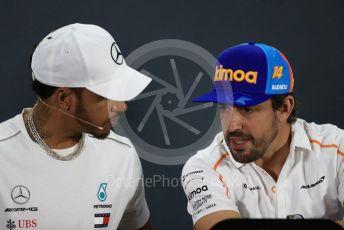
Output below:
[219,99,273,109]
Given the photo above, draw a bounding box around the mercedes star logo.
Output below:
[111,42,123,65]
[11,185,30,205]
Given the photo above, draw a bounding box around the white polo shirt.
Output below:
[0,110,150,230]
[182,119,344,224]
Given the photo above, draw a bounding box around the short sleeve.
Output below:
[118,150,150,230]
[181,157,239,224]
[337,132,344,211]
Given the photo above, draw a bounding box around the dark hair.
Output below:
[31,79,84,100]
[31,80,58,99]
[271,93,297,124]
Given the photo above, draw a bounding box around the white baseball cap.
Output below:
[31,23,151,101]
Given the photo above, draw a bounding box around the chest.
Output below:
[223,155,341,219]
[0,146,135,229]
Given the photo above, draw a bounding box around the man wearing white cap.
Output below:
[0,23,152,229]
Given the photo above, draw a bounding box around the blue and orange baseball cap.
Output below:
[193,42,294,106]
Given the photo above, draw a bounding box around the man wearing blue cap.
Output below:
[181,43,344,229]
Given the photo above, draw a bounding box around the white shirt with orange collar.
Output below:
[181,118,344,224]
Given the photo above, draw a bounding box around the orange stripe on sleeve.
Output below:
[213,152,229,171]
[309,139,344,157]
[212,152,231,198]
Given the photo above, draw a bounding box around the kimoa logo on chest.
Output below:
[300,176,325,189]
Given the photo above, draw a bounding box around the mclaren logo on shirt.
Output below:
[300,176,325,189]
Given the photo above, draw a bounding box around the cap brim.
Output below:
[192,89,273,106]
[86,65,152,101]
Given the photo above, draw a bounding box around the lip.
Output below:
[228,137,251,149]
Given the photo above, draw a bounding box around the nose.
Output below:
[228,108,243,132]
[109,101,127,113]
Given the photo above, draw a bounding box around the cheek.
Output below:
[220,111,232,133]
[87,103,109,120]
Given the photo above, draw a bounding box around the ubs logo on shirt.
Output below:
[5,219,37,229]
[6,219,16,230]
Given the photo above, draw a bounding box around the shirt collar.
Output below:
[290,119,312,151]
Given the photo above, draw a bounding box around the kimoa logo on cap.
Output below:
[214,65,258,84]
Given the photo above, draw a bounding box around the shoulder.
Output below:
[106,131,134,149]
[182,132,226,176]
[296,118,344,158]
[88,130,134,150]
[297,118,344,146]
[87,131,141,166]
[0,115,21,142]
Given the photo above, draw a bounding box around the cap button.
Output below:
[248,42,256,45]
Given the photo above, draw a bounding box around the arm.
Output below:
[335,221,344,228]
[181,156,240,229]
[136,220,152,230]
[118,148,151,230]
[336,131,344,228]
[195,210,240,230]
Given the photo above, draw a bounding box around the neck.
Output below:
[24,100,82,149]
[255,123,292,181]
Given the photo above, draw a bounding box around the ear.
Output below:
[52,88,75,111]
[278,95,295,123]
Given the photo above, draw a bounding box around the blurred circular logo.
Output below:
[115,39,221,165]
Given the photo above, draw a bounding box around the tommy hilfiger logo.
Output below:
[300,176,325,189]
[94,213,110,228]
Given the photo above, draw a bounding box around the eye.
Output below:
[241,107,254,113]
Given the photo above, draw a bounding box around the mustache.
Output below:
[227,131,253,140]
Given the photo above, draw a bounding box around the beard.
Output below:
[75,100,111,140]
[225,116,279,163]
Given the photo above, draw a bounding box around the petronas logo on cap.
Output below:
[97,183,108,202]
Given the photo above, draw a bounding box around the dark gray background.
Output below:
[1,1,343,229]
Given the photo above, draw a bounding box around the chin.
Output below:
[231,149,259,163]
[91,129,111,140]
